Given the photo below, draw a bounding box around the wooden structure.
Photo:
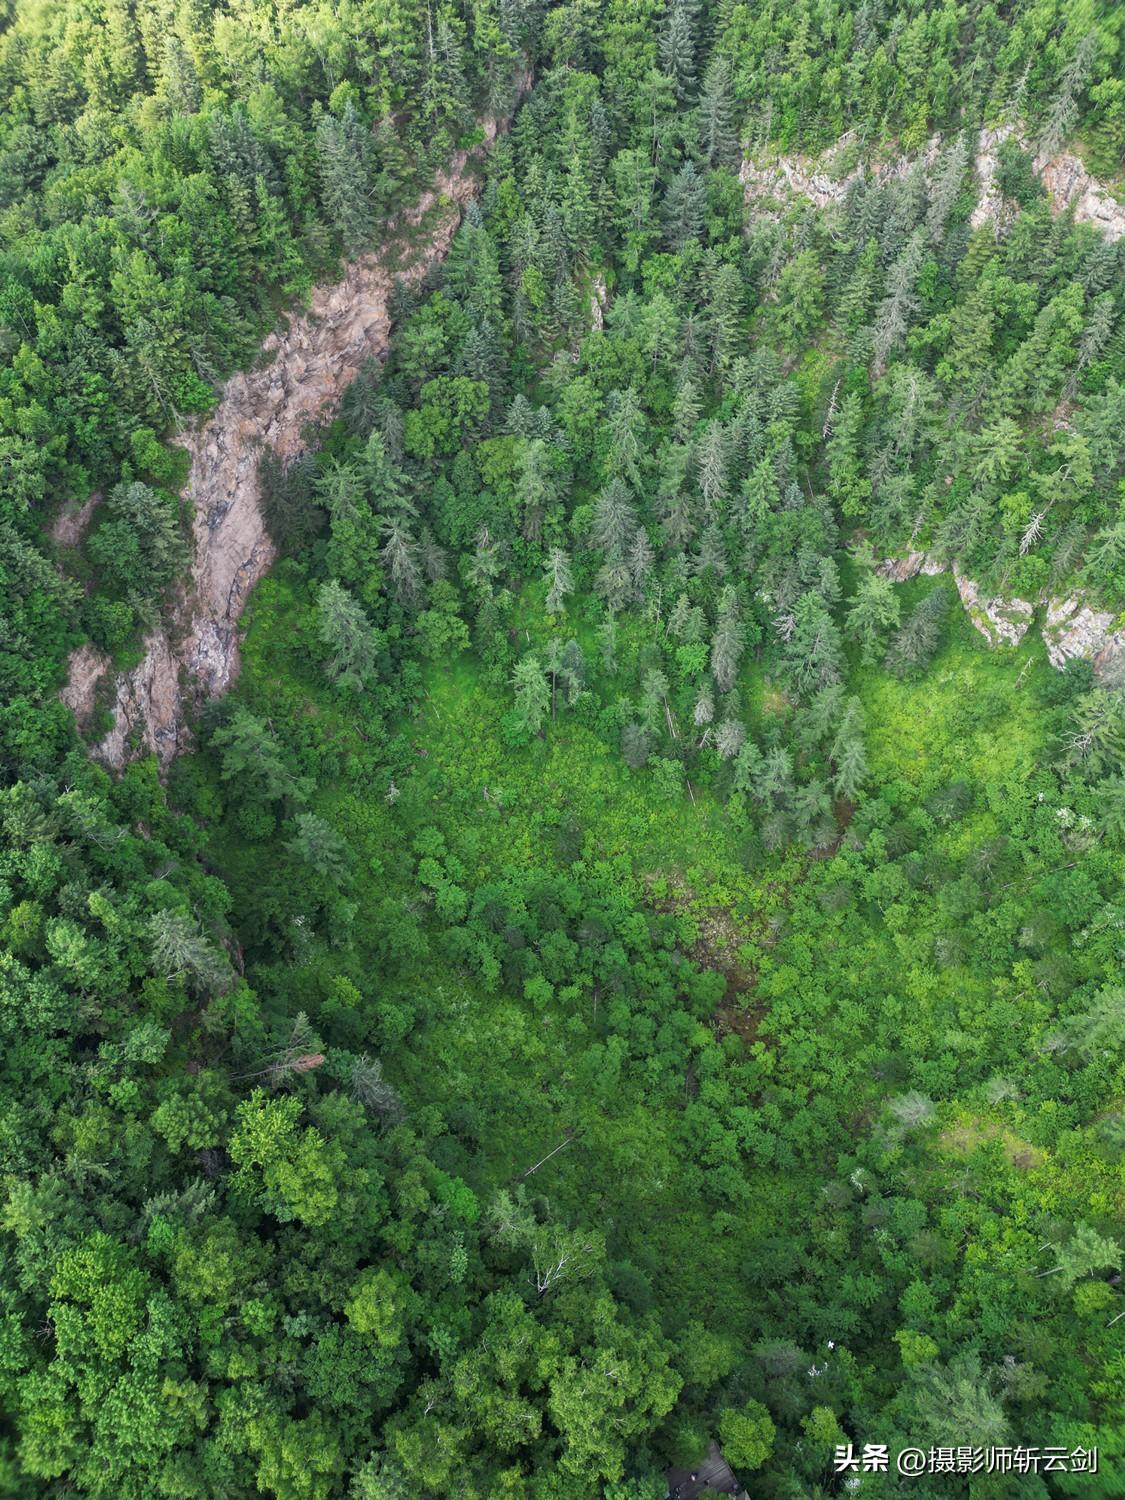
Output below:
[666,1440,750,1499]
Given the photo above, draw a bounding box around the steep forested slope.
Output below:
[1,2,1124,1497]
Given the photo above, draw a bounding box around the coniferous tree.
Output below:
[872,231,926,373]
[697,54,736,167]
[544,547,574,615]
[286,812,348,881]
[381,518,423,606]
[884,585,952,676]
[846,573,902,663]
[662,162,706,251]
[149,909,232,997]
[621,721,651,769]
[710,588,746,695]
[510,654,550,736]
[660,0,699,102]
[317,580,380,691]
[316,102,377,251]
[830,697,869,800]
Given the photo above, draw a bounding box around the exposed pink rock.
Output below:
[60,641,111,728]
[875,551,926,582]
[952,568,1034,648]
[877,559,1125,680]
[49,492,101,549]
[1042,596,1125,683]
[875,552,948,581]
[63,89,530,770]
[1037,148,1125,242]
[744,125,1125,241]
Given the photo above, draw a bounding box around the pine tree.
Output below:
[845,573,901,663]
[668,593,693,639]
[597,615,619,674]
[316,103,376,251]
[693,521,728,580]
[560,640,587,703]
[162,34,200,115]
[1064,292,1116,399]
[286,812,348,881]
[468,525,503,592]
[628,527,655,599]
[510,654,550,735]
[606,388,645,487]
[595,557,633,612]
[350,1054,405,1124]
[872,231,925,373]
[662,162,706,251]
[838,238,880,335]
[211,705,304,807]
[621,722,651,769]
[710,588,745,693]
[544,546,574,615]
[591,478,637,557]
[317,580,379,691]
[673,377,702,441]
[381,518,423,607]
[660,0,699,102]
[693,687,715,738]
[420,528,448,584]
[697,53,736,167]
[925,136,969,243]
[830,697,869,799]
[640,668,670,733]
[149,910,231,997]
[706,264,743,371]
[1038,33,1098,161]
[791,778,835,847]
[785,593,844,697]
[697,423,729,515]
[884,585,952,676]
[517,439,555,543]
[825,391,871,519]
[715,717,746,760]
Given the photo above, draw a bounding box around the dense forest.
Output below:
[1,0,1124,1495]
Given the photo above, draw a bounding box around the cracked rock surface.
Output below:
[743,125,1125,242]
[63,106,523,769]
[877,554,1125,680]
[952,570,1035,649]
[1043,596,1125,683]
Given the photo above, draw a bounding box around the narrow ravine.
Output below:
[64,109,1122,765]
[62,108,524,768]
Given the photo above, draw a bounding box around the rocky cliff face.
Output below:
[742,125,1125,241]
[1042,596,1125,682]
[744,129,1125,678]
[876,553,1125,681]
[64,109,522,769]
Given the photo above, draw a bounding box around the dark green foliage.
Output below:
[3,3,1125,1497]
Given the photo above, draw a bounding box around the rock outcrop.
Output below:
[952,570,1035,649]
[64,106,523,769]
[743,125,1125,241]
[61,641,112,727]
[876,551,945,582]
[1042,596,1125,683]
[877,553,1125,679]
[973,124,1125,241]
[1038,146,1125,242]
[50,491,102,550]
